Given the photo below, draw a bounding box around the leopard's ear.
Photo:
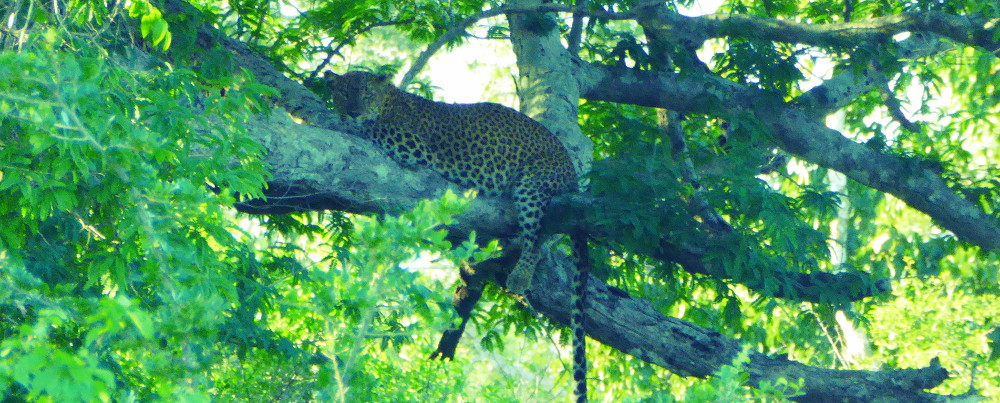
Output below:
[374,72,393,82]
[323,71,340,81]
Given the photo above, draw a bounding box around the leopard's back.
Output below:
[362,92,573,196]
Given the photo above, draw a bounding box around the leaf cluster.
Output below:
[0,15,274,400]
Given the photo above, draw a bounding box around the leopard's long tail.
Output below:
[570,233,590,403]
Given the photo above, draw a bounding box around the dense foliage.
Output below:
[2,0,999,401]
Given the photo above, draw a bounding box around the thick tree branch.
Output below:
[577,65,1000,252]
[507,0,593,176]
[530,244,952,402]
[636,7,1000,55]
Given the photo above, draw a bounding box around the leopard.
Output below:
[325,70,590,403]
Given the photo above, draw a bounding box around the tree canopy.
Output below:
[2,0,999,401]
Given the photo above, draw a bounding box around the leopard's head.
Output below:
[324,71,393,121]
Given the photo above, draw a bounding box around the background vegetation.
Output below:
[2,0,999,401]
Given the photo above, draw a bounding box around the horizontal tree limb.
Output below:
[577,65,1000,252]
[636,7,1000,54]
[530,244,953,402]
